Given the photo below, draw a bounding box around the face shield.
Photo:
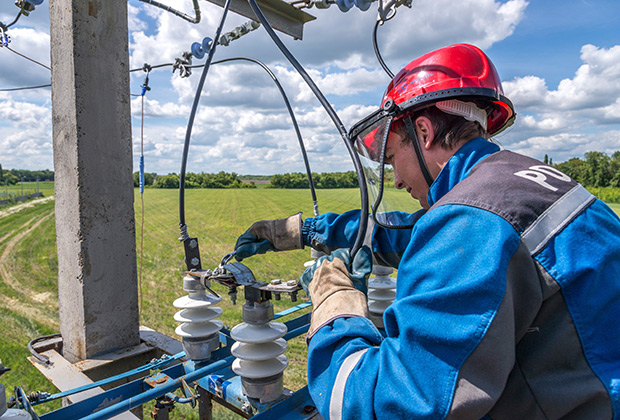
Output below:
[350,109,421,229]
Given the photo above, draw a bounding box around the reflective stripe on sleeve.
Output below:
[521,185,595,256]
[329,348,369,420]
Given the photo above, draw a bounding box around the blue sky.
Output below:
[1,0,619,175]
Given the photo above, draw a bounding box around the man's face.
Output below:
[385,131,431,209]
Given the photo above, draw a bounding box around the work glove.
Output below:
[300,246,373,339]
[234,213,303,261]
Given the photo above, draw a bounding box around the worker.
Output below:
[234,43,620,419]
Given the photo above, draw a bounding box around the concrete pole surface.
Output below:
[50,0,140,362]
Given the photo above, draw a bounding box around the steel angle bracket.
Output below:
[205,0,315,40]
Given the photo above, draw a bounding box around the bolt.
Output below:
[190,257,200,266]
[189,239,197,249]
[274,292,281,301]
[286,280,297,287]
[270,279,282,285]
[302,405,315,414]
[290,291,298,302]
[241,401,253,415]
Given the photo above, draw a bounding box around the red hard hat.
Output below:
[381,43,515,135]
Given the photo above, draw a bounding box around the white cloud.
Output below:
[506,131,620,162]
[0,27,51,89]
[384,0,528,66]
[0,95,52,169]
[503,75,547,108]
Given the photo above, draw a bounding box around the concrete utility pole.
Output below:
[50,0,140,362]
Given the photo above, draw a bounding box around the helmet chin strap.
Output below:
[404,115,434,187]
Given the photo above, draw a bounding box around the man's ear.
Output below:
[415,116,435,149]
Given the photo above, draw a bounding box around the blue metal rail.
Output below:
[34,306,314,420]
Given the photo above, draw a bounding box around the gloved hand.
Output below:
[300,246,373,339]
[299,247,371,296]
[234,213,303,261]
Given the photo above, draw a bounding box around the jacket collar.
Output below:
[427,137,499,207]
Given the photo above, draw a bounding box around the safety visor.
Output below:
[350,110,421,229]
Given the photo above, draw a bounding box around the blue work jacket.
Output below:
[301,137,620,420]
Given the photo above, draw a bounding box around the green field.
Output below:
[0,187,416,418]
[2,187,618,418]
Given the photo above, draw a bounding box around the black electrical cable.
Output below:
[129,62,173,73]
[4,3,25,29]
[0,83,50,91]
[178,0,232,235]
[247,0,368,257]
[128,58,320,215]
[3,46,51,70]
[212,57,319,216]
[373,20,394,79]
[137,0,201,23]
[28,333,61,365]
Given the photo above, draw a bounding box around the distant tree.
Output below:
[0,163,3,183]
[270,171,358,189]
[152,174,179,189]
[544,154,549,164]
[554,158,587,184]
[610,151,620,188]
[133,172,155,188]
[4,172,19,185]
[584,151,612,187]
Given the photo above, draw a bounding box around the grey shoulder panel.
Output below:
[432,151,586,235]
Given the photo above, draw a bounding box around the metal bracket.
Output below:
[204,0,315,40]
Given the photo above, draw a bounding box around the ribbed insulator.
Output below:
[230,303,288,403]
[367,264,397,329]
[174,290,224,361]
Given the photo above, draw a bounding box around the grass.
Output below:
[0,187,418,418]
[4,185,617,418]
[0,181,54,197]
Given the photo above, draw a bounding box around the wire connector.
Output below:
[218,20,260,46]
[140,63,152,96]
[377,0,411,22]
[172,52,193,78]
[0,27,11,47]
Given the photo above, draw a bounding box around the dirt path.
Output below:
[0,210,58,329]
[0,196,54,219]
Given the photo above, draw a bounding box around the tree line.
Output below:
[269,171,359,189]
[4,149,620,191]
[0,165,54,185]
[551,152,620,188]
[142,171,257,189]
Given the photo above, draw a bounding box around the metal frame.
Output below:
[24,304,317,420]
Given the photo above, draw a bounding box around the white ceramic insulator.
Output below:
[232,355,289,379]
[231,338,287,361]
[230,321,288,379]
[174,291,223,340]
[367,265,397,316]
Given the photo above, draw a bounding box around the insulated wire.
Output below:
[129,59,320,216]
[178,0,233,234]
[4,2,25,29]
[212,57,319,216]
[137,0,201,24]
[0,84,50,91]
[373,20,394,79]
[3,46,51,70]
[247,0,368,257]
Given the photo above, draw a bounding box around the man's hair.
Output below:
[393,105,488,149]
